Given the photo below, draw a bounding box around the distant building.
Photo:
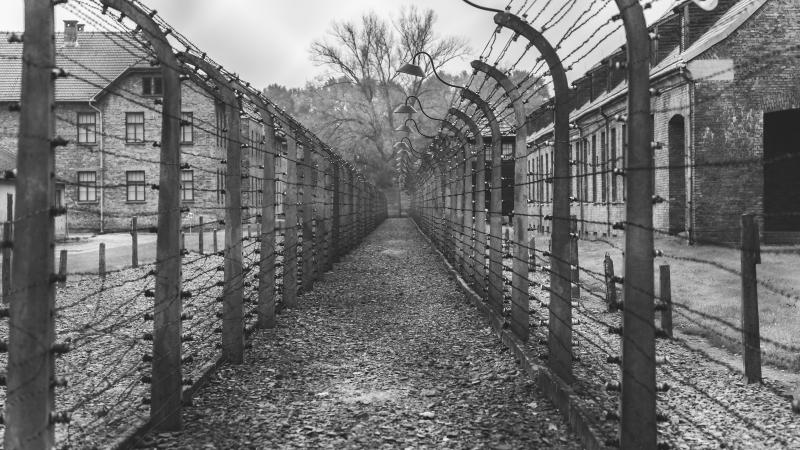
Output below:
[525,0,800,244]
[0,21,276,234]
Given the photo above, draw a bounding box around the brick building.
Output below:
[525,0,800,244]
[0,22,274,233]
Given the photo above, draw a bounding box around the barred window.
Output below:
[181,170,194,201]
[125,112,145,143]
[501,142,514,159]
[126,170,146,202]
[77,171,97,202]
[77,112,96,144]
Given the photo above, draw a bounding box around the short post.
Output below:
[213,228,218,254]
[659,265,672,338]
[198,216,204,255]
[180,232,185,253]
[131,216,138,268]
[570,215,579,301]
[99,243,106,278]
[528,236,536,273]
[740,213,761,383]
[605,253,618,312]
[2,222,11,303]
[58,250,67,289]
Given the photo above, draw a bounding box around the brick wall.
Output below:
[691,0,800,243]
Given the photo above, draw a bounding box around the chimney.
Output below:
[63,20,80,47]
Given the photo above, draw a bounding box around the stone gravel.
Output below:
[142,218,581,449]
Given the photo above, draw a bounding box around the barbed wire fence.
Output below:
[1,0,386,447]
[407,0,800,448]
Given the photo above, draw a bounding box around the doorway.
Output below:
[763,108,800,235]
[668,115,686,235]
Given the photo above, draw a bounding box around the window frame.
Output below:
[125,112,145,144]
[180,112,194,144]
[77,112,97,144]
[126,170,146,203]
[180,169,194,202]
[77,171,97,203]
[142,75,163,96]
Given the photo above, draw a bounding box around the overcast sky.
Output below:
[0,1,672,89]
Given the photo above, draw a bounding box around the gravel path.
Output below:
[143,218,581,449]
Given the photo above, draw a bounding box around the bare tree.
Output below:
[308,7,469,186]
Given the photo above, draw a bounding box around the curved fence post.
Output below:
[102,0,184,430]
[450,108,487,299]
[178,52,244,364]
[471,60,529,342]
[461,89,503,317]
[613,1,656,447]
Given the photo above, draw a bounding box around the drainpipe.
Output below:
[679,63,695,245]
[89,99,104,233]
[600,106,612,237]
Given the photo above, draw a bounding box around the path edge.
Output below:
[110,322,260,450]
[411,219,609,450]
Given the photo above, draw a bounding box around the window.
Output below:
[622,124,627,201]
[611,128,618,202]
[502,142,514,159]
[582,140,589,202]
[181,170,194,202]
[142,76,163,96]
[125,112,145,143]
[181,112,193,144]
[77,171,97,202]
[77,112,96,144]
[592,135,597,203]
[601,131,607,203]
[216,107,227,148]
[126,170,146,202]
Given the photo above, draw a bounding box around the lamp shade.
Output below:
[393,141,409,150]
[393,103,418,115]
[396,62,426,78]
[394,124,412,133]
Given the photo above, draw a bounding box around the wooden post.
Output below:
[528,236,536,273]
[740,214,762,383]
[570,215,579,301]
[6,0,57,445]
[257,106,276,328]
[99,243,106,278]
[2,222,11,304]
[131,216,139,268]
[198,216,204,255]
[659,265,672,338]
[213,228,218,254]
[180,232,185,253]
[58,250,67,289]
[2,194,11,304]
[605,253,618,312]
[283,132,299,308]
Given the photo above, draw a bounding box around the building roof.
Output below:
[0,31,150,102]
[529,0,768,143]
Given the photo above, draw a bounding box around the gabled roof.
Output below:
[529,0,768,142]
[0,32,150,102]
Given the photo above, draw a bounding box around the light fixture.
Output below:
[397,62,426,78]
[395,124,412,133]
[393,104,418,115]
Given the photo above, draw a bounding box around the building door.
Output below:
[668,115,687,234]
[763,108,800,234]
